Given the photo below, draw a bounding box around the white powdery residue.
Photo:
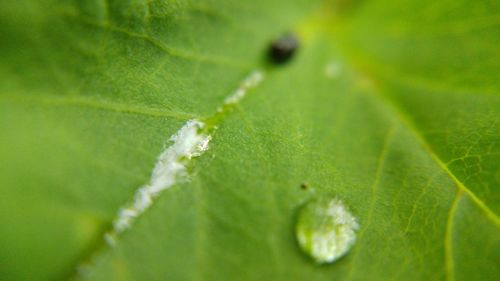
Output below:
[102,70,264,247]
[106,120,211,244]
[223,70,264,105]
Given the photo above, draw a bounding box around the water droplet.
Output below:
[325,62,342,78]
[296,197,359,264]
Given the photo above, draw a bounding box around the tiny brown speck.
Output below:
[300,183,308,190]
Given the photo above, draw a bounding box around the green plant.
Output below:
[0,0,498,280]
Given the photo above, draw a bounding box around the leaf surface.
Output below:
[0,1,498,281]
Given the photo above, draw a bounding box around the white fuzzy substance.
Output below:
[106,120,211,244]
[104,70,264,246]
[223,70,264,105]
[76,69,267,278]
[103,70,264,246]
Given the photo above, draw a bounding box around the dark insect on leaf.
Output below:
[268,33,299,64]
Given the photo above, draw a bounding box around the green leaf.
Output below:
[0,1,498,281]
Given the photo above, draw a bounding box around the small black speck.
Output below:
[268,33,299,64]
[300,182,308,190]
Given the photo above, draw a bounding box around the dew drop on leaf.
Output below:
[295,197,359,264]
[324,61,342,78]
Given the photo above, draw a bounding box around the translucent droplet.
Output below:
[296,197,359,264]
[324,62,342,78]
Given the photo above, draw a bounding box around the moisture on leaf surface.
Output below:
[0,0,499,281]
[296,197,359,264]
